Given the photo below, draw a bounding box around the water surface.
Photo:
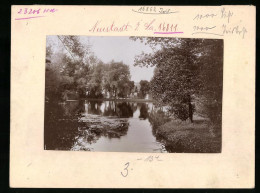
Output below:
[44,100,168,153]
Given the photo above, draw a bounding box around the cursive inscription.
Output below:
[222,24,247,38]
[15,7,58,20]
[193,25,216,31]
[89,21,132,33]
[89,19,183,35]
[132,6,178,15]
[192,7,247,39]
[120,155,163,177]
[221,7,233,23]
[137,155,163,162]
[193,13,217,20]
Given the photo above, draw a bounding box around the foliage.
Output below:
[139,80,150,99]
[45,36,135,101]
[131,37,223,123]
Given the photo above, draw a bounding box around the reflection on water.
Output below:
[86,101,134,118]
[44,100,169,152]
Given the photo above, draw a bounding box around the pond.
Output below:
[44,100,170,153]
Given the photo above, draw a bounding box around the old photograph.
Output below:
[44,36,223,153]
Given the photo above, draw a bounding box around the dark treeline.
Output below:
[45,36,149,102]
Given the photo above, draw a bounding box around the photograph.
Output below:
[44,35,223,153]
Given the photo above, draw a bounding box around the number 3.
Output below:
[121,162,129,177]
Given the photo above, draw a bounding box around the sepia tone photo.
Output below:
[44,36,223,153]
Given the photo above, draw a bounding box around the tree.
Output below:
[45,44,66,101]
[86,62,105,98]
[57,36,100,99]
[128,81,135,96]
[103,61,131,98]
[139,80,150,99]
[131,37,223,123]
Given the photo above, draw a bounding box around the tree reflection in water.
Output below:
[139,103,149,120]
[44,100,85,150]
[44,100,133,151]
[86,101,134,118]
[44,100,174,152]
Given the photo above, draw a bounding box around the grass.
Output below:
[156,118,221,153]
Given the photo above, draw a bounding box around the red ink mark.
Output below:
[43,8,57,13]
[15,16,45,20]
[89,21,132,32]
[16,8,57,21]
[158,23,178,32]
[154,32,184,34]
[144,19,156,30]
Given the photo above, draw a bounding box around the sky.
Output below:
[47,36,155,82]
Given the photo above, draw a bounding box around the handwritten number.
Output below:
[121,162,129,177]
[18,8,42,15]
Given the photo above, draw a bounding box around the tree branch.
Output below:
[57,35,76,61]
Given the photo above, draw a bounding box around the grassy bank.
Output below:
[155,118,221,153]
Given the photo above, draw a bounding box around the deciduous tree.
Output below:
[131,37,223,123]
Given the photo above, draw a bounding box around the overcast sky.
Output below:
[47,36,155,82]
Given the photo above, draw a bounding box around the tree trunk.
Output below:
[188,95,193,123]
[115,88,117,98]
[188,102,193,123]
